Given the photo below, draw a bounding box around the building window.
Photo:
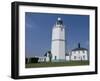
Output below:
[83,55,85,59]
[55,56,57,60]
[83,50,85,53]
[72,51,75,54]
[74,56,76,59]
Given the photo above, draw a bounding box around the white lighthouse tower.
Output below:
[51,17,65,62]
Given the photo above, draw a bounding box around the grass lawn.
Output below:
[26,61,89,68]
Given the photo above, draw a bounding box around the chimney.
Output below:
[78,43,80,48]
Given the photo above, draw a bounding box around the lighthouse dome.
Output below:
[56,17,63,25]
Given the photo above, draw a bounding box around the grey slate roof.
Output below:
[65,53,69,56]
[72,47,88,51]
[44,51,51,56]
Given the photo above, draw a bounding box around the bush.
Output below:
[25,57,39,64]
[30,57,39,63]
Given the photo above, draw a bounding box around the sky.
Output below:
[25,12,89,57]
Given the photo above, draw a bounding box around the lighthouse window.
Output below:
[55,56,57,60]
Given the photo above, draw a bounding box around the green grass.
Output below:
[26,61,89,68]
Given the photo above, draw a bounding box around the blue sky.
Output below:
[25,12,89,57]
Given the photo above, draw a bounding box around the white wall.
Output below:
[71,50,88,60]
[51,24,65,60]
[0,0,100,81]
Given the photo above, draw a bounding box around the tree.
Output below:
[48,51,52,62]
[44,51,52,62]
[30,57,39,63]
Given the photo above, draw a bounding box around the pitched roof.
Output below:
[72,47,88,51]
[65,53,69,56]
[44,51,51,56]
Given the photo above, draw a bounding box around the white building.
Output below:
[38,57,46,62]
[51,17,66,62]
[71,43,88,61]
[65,53,70,61]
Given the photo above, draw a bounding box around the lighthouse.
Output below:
[51,17,65,62]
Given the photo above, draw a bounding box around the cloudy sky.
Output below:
[25,12,89,57]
